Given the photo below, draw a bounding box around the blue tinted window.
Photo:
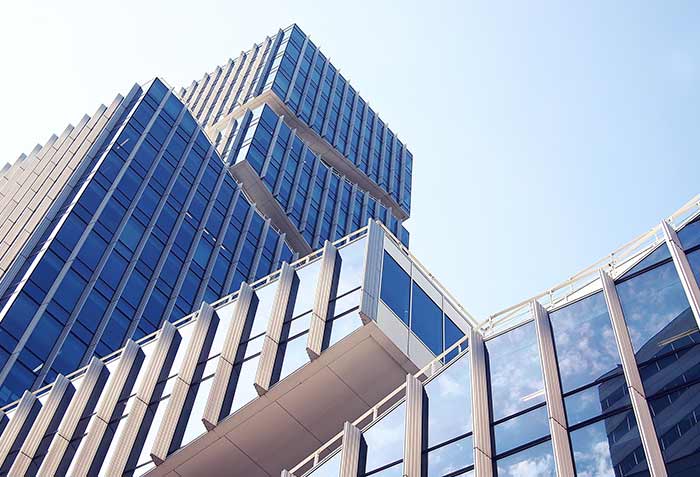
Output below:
[619,243,672,279]
[380,252,410,325]
[678,218,700,251]
[444,316,465,362]
[411,282,443,355]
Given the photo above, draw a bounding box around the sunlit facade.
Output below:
[0,22,699,477]
[0,24,411,407]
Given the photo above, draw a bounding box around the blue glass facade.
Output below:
[180,24,412,220]
[0,24,415,418]
[0,80,294,404]
[228,104,409,250]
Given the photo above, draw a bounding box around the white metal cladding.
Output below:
[254,261,297,395]
[37,357,108,476]
[103,322,180,475]
[338,421,362,477]
[306,241,340,359]
[532,300,575,477]
[8,374,73,476]
[202,283,256,430]
[150,303,218,464]
[402,373,423,477]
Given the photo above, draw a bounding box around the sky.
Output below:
[1,1,699,320]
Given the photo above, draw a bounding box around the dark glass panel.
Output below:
[570,412,649,477]
[380,252,410,325]
[411,282,443,355]
[619,243,672,279]
[564,378,630,426]
[648,382,700,476]
[678,218,700,251]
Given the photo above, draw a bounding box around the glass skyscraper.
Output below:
[0,23,699,477]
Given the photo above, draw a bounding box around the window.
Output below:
[361,402,405,475]
[380,252,410,325]
[411,282,443,355]
[424,353,474,477]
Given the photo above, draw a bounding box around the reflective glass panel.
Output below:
[336,237,366,296]
[291,259,322,318]
[570,412,648,477]
[678,218,700,251]
[275,334,309,382]
[362,402,406,473]
[619,243,671,279]
[425,353,472,447]
[549,292,623,393]
[616,261,696,361]
[230,356,259,415]
[495,439,555,477]
[486,322,545,421]
[426,435,473,477]
[648,381,700,475]
[493,405,549,455]
[250,281,279,338]
[326,311,363,348]
[308,450,341,477]
[380,252,410,325]
[564,378,630,426]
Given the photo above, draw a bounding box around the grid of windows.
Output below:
[180,24,412,218]
[379,251,466,358]
[230,104,409,250]
[0,80,294,405]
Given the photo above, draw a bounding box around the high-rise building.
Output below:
[1,23,700,477]
[0,24,410,406]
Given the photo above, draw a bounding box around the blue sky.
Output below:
[2,1,699,319]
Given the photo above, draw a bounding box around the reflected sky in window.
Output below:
[292,259,322,318]
[336,237,366,296]
[570,413,647,477]
[616,261,694,359]
[425,353,472,447]
[308,450,340,477]
[362,402,405,473]
[486,322,544,420]
[549,292,622,393]
[495,439,555,477]
[426,435,473,477]
[493,405,549,455]
[564,377,630,426]
[249,281,279,338]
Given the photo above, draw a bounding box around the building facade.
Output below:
[1,22,699,477]
[0,24,412,407]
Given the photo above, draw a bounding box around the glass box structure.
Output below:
[1,22,700,477]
